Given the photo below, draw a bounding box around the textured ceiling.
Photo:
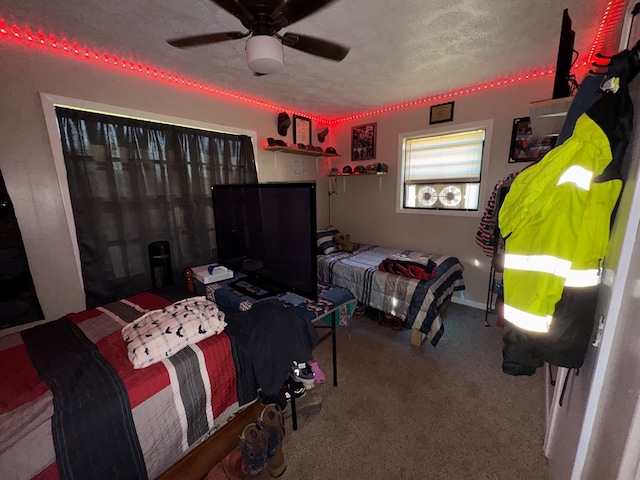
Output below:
[0,0,629,119]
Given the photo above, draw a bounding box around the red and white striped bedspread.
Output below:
[0,289,257,480]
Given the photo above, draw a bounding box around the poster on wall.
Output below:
[351,123,376,161]
[509,117,557,163]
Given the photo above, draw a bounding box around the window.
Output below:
[54,106,258,308]
[398,120,492,214]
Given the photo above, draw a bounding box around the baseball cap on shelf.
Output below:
[266,137,287,147]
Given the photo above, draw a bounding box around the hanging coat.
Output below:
[499,113,622,333]
[498,44,639,374]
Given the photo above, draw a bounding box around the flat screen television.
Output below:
[552,8,576,99]
[211,182,317,301]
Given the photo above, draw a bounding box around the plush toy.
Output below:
[334,232,360,253]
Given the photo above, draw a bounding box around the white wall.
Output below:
[327,80,554,307]
[0,43,332,321]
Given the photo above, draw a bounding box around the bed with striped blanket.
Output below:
[317,245,465,346]
[0,286,258,480]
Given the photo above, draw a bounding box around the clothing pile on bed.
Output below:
[378,252,437,280]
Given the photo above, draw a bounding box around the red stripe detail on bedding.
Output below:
[0,344,49,413]
[32,461,59,479]
[126,291,175,311]
[95,330,170,409]
[198,333,239,416]
[66,307,102,323]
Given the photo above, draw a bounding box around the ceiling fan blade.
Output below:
[281,32,349,61]
[273,0,337,29]
[167,31,249,48]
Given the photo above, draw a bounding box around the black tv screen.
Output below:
[211,182,317,301]
[552,8,575,99]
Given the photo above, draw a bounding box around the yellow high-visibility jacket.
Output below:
[499,113,622,333]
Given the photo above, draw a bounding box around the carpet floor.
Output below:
[211,302,548,479]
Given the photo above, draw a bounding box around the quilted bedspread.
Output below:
[317,245,465,345]
[0,287,257,480]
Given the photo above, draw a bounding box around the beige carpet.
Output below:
[274,303,548,480]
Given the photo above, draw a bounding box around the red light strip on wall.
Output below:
[0,0,626,125]
[334,0,628,124]
[582,0,627,66]
[325,67,555,125]
[0,18,322,123]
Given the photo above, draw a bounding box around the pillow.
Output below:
[122,296,226,369]
[316,226,340,254]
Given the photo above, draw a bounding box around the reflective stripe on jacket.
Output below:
[499,113,622,333]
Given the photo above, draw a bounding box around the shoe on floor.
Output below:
[284,380,306,401]
[291,361,315,390]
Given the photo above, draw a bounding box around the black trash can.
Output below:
[148,240,173,288]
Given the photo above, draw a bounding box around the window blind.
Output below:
[404,128,485,183]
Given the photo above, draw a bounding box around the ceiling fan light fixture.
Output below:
[246,35,284,74]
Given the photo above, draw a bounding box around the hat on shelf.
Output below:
[266,137,287,147]
[366,162,389,173]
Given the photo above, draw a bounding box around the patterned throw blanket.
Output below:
[123,296,227,369]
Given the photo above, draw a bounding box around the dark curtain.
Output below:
[56,107,257,308]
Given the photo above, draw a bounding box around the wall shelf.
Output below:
[328,172,387,192]
[328,172,387,177]
[529,96,574,137]
[263,146,340,158]
[263,145,340,175]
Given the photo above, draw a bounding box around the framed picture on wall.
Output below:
[351,123,376,161]
[429,101,455,124]
[293,115,311,145]
[509,117,557,163]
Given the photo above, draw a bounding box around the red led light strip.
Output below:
[336,0,628,124]
[0,0,626,125]
[326,67,554,125]
[582,0,627,67]
[0,18,321,123]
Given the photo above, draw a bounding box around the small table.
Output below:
[184,269,356,429]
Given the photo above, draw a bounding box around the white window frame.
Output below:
[396,119,493,217]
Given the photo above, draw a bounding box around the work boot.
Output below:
[239,423,269,479]
[257,404,286,477]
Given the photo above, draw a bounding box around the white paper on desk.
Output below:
[192,264,233,284]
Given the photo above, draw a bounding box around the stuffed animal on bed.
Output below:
[334,232,360,253]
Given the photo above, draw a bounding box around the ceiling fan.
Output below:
[167,0,350,75]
